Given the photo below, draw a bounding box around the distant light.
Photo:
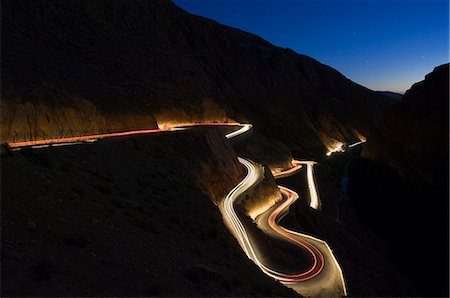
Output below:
[325,142,345,156]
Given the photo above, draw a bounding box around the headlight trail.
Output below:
[6,128,167,148]
[220,158,325,283]
[222,157,346,297]
[326,140,366,156]
[272,160,303,178]
[225,124,252,139]
[271,187,347,295]
[272,160,321,210]
[304,162,321,210]
[5,123,252,150]
[268,160,346,295]
[348,141,365,148]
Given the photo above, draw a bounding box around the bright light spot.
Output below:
[326,142,345,156]
[353,130,367,142]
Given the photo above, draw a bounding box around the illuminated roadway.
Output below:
[6,122,346,296]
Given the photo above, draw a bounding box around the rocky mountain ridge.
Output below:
[2,0,394,160]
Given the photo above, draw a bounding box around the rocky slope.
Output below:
[348,64,449,296]
[1,128,295,297]
[2,0,394,160]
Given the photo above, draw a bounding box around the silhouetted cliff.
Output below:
[1,0,394,159]
[348,64,449,296]
[375,91,402,101]
[363,64,449,186]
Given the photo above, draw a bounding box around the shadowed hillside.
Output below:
[348,64,449,296]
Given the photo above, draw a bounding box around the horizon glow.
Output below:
[174,0,449,94]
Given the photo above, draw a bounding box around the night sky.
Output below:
[174,0,449,94]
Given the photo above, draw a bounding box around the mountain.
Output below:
[1,0,394,164]
[348,63,449,296]
[375,91,403,101]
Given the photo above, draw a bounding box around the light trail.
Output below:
[221,157,347,296]
[225,124,252,139]
[326,140,366,156]
[272,160,302,178]
[220,158,324,283]
[270,188,347,295]
[272,160,321,210]
[348,141,365,148]
[268,160,347,296]
[30,144,50,149]
[304,162,321,210]
[6,128,167,148]
[5,123,252,150]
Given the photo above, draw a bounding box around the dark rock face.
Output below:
[348,64,449,296]
[375,91,403,101]
[363,64,449,185]
[2,0,393,157]
[1,129,294,297]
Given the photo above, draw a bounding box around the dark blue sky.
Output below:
[174,0,448,93]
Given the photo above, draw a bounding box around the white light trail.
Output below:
[272,160,321,210]
[348,141,365,148]
[30,144,50,149]
[220,157,325,283]
[225,124,252,139]
[305,162,321,210]
[51,142,83,147]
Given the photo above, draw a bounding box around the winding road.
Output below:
[6,123,346,297]
[219,155,346,296]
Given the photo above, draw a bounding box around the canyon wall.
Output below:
[348,64,449,296]
[361,63,449,186]
[1,98,158,142]
[2,0,394,159]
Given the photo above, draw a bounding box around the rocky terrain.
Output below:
[2,0,394,162]
[347,64,449,296]
[1,128,296,297]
